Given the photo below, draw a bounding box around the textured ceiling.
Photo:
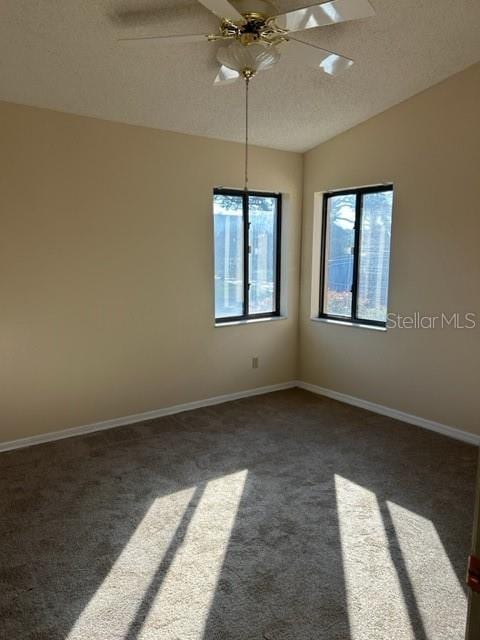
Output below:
[1,0,479,152]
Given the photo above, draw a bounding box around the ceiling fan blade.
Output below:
[274,0,375,32]
[118,33,210,45]
[214,65,241,85]
[286,37,354,75]
[197,0,244,21]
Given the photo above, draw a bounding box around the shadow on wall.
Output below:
[0,389,476,640]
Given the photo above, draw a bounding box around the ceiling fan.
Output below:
[120,1,374,192]
[119,0,376,84]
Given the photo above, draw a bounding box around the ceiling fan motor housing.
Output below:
[222,0,285,47]
[231,0,277,20]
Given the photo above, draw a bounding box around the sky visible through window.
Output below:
[214,193,278,320]
[214,194,244,319]
[324,189,393,323]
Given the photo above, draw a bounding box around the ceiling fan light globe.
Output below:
[216,41,280,74]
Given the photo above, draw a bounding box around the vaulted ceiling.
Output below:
[1,1,479,151]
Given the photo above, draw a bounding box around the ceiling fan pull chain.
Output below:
[244,74,249,194]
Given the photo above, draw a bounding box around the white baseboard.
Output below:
[297,381,480,446]
[0,381,297,453]
[2,379,478,453]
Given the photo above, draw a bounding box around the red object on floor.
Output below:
[467,555,480,593]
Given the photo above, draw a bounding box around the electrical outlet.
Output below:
[252,356,259,369]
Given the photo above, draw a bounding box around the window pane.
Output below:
[323,194,356,317]
[214,194,244,318]
[248,196,278,315]
[357,191,393,322]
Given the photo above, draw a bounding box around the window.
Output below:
[214,188,281,323]
[320,185,393,327]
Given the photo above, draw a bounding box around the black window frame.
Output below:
[319,184,393,328]
[214,187,282,324]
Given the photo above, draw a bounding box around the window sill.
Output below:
[215,316,288,328]
[310,317,387,332]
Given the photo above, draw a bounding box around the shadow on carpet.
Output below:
[0,389,477,640]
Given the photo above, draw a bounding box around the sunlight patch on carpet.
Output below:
[66,487,196,640]
[387,501,467,640]
[137,469,248,639]
[335,474,415,640]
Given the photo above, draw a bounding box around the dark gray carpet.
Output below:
[0,389,477,640]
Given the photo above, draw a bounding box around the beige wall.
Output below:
[2,62,479,445]
[0,102,303,443]
[300,63,480,436]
